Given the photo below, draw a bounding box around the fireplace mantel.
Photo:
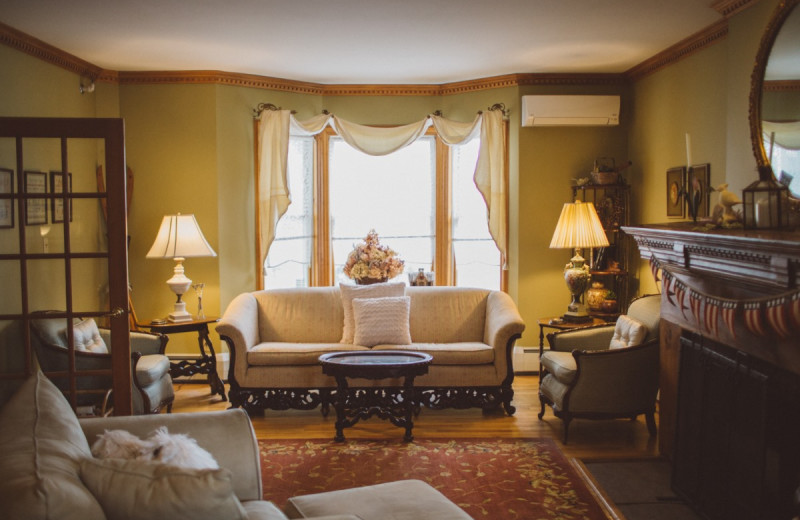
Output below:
[624,224,800,519]
[623,223,800,374]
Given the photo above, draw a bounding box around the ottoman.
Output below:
[285,479,473,520]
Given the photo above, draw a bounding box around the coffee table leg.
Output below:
[403,375,416,442]
[333,375,348,442]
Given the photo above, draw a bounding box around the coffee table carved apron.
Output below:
[319,351,432,442]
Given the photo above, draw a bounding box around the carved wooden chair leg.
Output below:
[537,394,546,419]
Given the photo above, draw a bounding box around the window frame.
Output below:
[256,121,508,291]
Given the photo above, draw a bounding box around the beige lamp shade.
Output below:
[147,214,216,322]
[549,200,609,250]
[146,214,217,259]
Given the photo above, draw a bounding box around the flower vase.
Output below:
[355,276,389,285]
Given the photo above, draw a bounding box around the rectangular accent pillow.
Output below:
[339,282,405,343]
[609,315,647,349]
[79,458,246,520]
[69,318,109,353]
[352,296,412,347]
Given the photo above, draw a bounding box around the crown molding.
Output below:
[763,79,800,91]
[625,19,729,81]
[2,18,726,94]
[711,0,762,18]
[0,21,112,81]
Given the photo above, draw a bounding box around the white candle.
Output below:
[685,133,692,166]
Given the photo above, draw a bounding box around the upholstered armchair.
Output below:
[30,312,174,415]
[537,294,661,443]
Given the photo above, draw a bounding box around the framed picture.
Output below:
[0,168,13,229]
[666,166,685,218]
[688,163,711,219]
[50,171,73,223]
[24,170,47,225]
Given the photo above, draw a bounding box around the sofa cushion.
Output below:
[406,287,489,343]
[609,315,647,350]
[376,342,493,365]
[285,479,472,520]
[80,458,247,520]
[0,371,105,520]
[70,318,108,353]
[540,351,577,384]
[339,282,405,344]
[352,296,412,347]
[248,343,369,366]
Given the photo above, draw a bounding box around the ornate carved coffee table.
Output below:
[319,351,433,442]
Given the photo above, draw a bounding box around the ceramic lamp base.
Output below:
[169,301,193,322]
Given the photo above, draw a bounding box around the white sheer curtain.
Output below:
[256,108,508,278]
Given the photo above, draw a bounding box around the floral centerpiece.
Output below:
[343,229,404,284]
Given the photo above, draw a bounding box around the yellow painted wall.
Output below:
[628,0,780,295]
[0,0,787,355]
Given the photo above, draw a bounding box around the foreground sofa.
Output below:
[217,285,526,416]
[0,371,473,520]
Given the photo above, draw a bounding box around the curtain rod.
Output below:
[253,103,508,120]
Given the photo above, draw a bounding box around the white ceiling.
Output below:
[1,0,724,84]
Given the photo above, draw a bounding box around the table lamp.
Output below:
[146,214,217,322]
[549,200,609,323]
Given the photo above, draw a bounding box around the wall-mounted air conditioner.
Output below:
[521,95,620,127]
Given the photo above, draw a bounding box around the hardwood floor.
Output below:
[171,374,660,461]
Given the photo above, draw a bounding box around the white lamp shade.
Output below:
[549,201,609,249]
[146,214,217,259]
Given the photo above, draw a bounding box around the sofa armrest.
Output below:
[79,409,262,502]
[547,324,615,352]
[484,291,526,377]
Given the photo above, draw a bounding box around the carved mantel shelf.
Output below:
[623,223,800,374]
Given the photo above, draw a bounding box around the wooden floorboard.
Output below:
[171,374,660,460]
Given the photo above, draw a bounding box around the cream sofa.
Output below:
[217,286,526,416]
[0,371,473,520]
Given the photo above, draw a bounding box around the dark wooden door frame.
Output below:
[0,117,132,415]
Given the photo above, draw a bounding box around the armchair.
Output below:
[30,312,174,415]
[537,294,661,443]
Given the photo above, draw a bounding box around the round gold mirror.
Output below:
[749,0,800,196]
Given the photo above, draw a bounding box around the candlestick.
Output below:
[685,133,692,166]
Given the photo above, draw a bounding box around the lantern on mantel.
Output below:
[742,166,790,229]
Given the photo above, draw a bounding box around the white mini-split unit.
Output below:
[521,95,620,126]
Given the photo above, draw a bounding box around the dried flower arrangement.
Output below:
[343,229,404,284]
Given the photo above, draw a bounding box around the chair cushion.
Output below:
[540,351,577,384]
[71,318,109,353]
[352,296,412,347]
[0,371,105,520]
[135,354,171,386]
[79,458,247,520]
[339,282,405,343]
[609,315,647,350]
[285,479,472,519]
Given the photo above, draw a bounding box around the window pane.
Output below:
[764,134,800,194]
[329,136,435,284]
[452,138,500,290]
[264,137,313,289]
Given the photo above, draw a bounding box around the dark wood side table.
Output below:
[537,316,607,375]
[143,317,227,401]
[319,351,433,442]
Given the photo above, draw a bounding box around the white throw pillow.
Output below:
[609,315,647,349]
[352,296,412,347]
[79,458,246,520]
[69,318,108,353]
[339,282,405,344]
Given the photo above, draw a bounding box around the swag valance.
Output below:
[256,107,508,275]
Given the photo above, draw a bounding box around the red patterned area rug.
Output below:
[258,438,610,519]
